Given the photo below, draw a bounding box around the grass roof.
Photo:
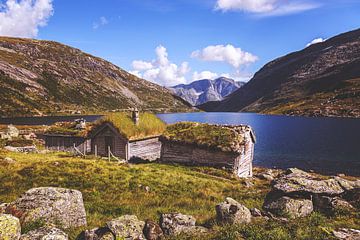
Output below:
[45,112,166,140]
[91,112,166,140]
[161,122,253,153]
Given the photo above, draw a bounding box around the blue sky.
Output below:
[1,0,360,86]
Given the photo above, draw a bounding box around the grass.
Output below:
[161,122,250,153]
[0,151,358,239]
[92,112,166,140]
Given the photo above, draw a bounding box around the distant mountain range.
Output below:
[0,37,192,117]
[169,77,245,106]
[199,28,360,118]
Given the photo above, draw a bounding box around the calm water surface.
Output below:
[158,112,360,176]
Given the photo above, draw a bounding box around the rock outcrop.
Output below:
[263,168,359,217]
[19,227,68,240]
[263,196,313,218]
[106,215,145,240]
[6,187,87,229]
[0,214,21,240]
[333,228,360,240]
[83,227,114,240]
[216,197,251,224]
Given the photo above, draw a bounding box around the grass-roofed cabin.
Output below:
[160,122,256,178]
[44,112,166,161]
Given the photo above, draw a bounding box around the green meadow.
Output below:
[0,151,359,239]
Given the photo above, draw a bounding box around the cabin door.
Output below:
[105,136,114,154]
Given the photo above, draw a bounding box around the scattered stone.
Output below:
[314,196,355,214]
[250,208,262,217]
[160,213,197,235]
[0,203,9,214]
[333,228,360,240]
[257,173,274,181]
[215,197,251,225]
[0,214,21,240]
[83,227,114,240]
[0,157,16,164]
[263,196,313,218]
[143,220,164,240]
[243,180,254,188]
[106,215,145,240]
[145,186,151,193]
[6,187,87,229]
[4,146,37,153]
[337,173,346,177]
[20,227,68,240]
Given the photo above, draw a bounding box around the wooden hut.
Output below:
[159,122,256,178]
[44,112,166,161]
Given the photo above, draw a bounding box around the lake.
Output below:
[158,112,360,176]
[1,112,359,176]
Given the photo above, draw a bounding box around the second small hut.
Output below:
[159,122,256,178]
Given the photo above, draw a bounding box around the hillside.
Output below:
[170,77,244,106]
[0,37,192,117]
[204,29,360,118]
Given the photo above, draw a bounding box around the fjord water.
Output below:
[158,112,360,176]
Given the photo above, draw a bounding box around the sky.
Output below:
[0,0,360,86]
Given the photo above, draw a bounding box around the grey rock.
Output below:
[250,208,262,217]
[257,173,274,181]
[6,187,87,229]
[215,197,251,225]
[20,227,68,240]
[160,213,197,235]
[333,228,360,240]
[0,214,21,240]
[263,196,313,218]
[143,220,163,240]
[83,227,114,240]
[0,203,9,214]
[106,215,145,240]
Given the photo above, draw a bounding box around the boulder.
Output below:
[263,196,313,218]
[143,220,164,240]
[314,196,355,215]
[6,187,87,229]
[215,197,251,225]
[83,227,114,240]
[0,214,21,240]
[106,215,145,240]
[333,228,360,240]
[19,227,68,240]
[160,213,197,235]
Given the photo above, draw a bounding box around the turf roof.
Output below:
[160,122,254,153]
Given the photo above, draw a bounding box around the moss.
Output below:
[161,122,249,153]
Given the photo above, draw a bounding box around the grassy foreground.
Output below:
[0,151,359,239]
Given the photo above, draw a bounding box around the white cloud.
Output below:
[191,44,258,68]
[215,0,319,16]
[192,71,219,80]
[0,0,53,38]
[306,37,326,47]
[93,16,108,30]
[131,45,190,86]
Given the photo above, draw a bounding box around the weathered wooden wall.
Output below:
[129,137,161,161]
[91,126,127,159]
[160,132,255,178]
[45,135,89,153]
[160,141,238,167]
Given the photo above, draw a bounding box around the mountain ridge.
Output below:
[0,37,192,117]
[169,77,244,106]
[201,28,360,117]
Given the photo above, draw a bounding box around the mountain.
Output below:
[0,37,192,117]
[169,77,244,106]
[202,29,360,118]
